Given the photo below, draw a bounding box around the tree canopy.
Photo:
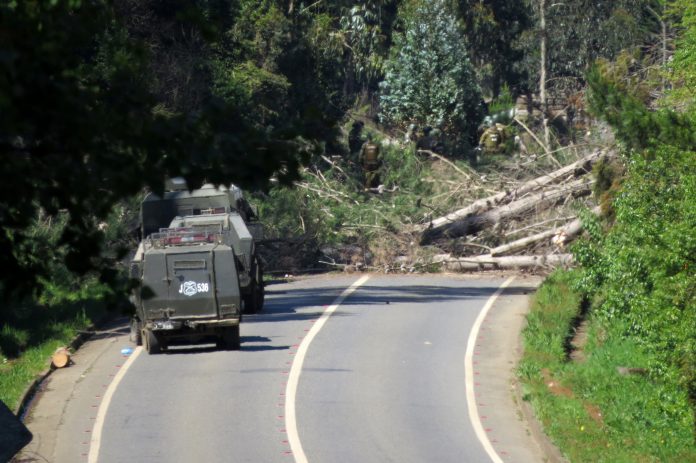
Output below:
[0,0,690,300]
[379,0,483,148]
[0,0,330,297]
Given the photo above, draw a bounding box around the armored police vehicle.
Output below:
[130,183,265,354]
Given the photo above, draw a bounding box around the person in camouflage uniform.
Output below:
[359,134,382,190]
[478,122,508,155]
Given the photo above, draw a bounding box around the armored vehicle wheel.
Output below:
[129,318,142,346]
[217,326,241,351]
[143,329,162,354]
[243,279,264,314]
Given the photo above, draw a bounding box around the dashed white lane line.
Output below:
[465,276,516,463]
[88,346,143,463]
[285,275,371,463]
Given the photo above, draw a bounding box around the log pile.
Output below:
[260,142,612,275]
[414,150,611,273]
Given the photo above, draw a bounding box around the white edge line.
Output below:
[88,345,143,463]
[285,275,371,463]
[465,276,516,463]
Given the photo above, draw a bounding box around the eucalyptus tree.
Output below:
[379,0,483,154]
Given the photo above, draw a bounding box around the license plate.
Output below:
[156,320,175,330]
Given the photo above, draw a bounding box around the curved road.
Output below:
[21,274,546,463]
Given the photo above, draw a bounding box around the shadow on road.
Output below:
[252,282,533,324]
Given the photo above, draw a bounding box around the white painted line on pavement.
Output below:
[285,275,371,463]
[88,346,142,463]
[465,276,516,463]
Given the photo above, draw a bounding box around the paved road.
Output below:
[296,276,500,463]
[19,274,547,463]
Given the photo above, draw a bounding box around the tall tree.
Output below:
[379,0,483,152]
[339,1,398,99]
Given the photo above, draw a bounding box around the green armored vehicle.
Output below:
[130,183,265,354]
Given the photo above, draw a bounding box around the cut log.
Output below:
[51,347,71,369]
[419,150,606,234]
[435,254,574,272]
[422,178,594,243]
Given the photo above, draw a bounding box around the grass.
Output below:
[518,270,696,463]
[0,288,108,413]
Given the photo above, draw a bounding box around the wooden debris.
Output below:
[431,253,574,272]
[490,207,599,256]
[51,347,71,369]
[419,149,605,235]
[421,178,594,243]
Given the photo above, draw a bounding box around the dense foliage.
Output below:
[0,0,328,301]
[574,62,696,429]
[1,3,694,455]
[667,1,696,106]
[379,0,482,151]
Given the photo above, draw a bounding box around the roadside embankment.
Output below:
[518,270,695,462]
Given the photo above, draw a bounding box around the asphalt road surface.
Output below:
[20,274,547,463]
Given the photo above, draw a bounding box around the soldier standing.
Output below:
[359,134,382,190]
[478,122,508,155]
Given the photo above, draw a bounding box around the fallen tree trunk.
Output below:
[419,150,605,234]
[434,253,574,272]
[490,228,559,256]
[489,207,599,256]
[421,178,594,243]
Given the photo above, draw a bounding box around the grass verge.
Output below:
[0,291,107,413]
[518,270,695,463]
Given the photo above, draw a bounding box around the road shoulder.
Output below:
[14,319,130,463]
[473,274,564,463]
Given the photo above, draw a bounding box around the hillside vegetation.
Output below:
[0,1,694,460]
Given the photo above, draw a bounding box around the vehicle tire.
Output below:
[217,326,241,351]
[243,280,262,314]
[255,277,265,312]
[143,329,162,355]
[129,318,142,346]
[243,259,265,314]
